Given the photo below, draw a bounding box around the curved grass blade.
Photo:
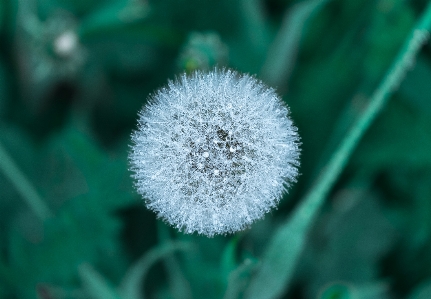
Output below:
[0,142,52,221]
[119,242,192,299]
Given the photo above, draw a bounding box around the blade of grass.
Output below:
[119,242,192,299]
[0,142,52,221]
[157,222,193,299]
[260,0,330,88]
[245,4,431,299]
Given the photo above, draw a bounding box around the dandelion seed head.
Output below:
[130,69,300,236]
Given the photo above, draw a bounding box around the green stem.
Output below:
[0,142,52,221]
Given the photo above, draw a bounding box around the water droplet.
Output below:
[214,169,219,175]
[203,152,209,158]
[230,147,236,152]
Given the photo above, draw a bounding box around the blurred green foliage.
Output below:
[1,0,431,298]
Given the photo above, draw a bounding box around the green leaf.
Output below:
[221,236,239,279]
[300,189,395,297]
[409,279,431,299]
[399,56,431,115]
[318,282,388,299]
[353,98,431,171]
[46,123,136,211]
[0,1,3,32]
[260,0,330,88]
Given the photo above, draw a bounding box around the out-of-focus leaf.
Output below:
[221,236,239,279]
[40,0,109,16]
[177,31,228,72]
[301,190,395,297]
[157,222,192,299]
[1,121,132,298]
[318,282,388,299]
[0,1,4,32]
[362,1,414,83]
[7,192,125,299]
[78,0,148,37]
[399,56,431,114]
[0,61,7,116]
[79,263,121,299]
[228,0,271,73]
[178,234,228,299]
[79,0,181,48]
[408,279,431,299]
[260,0,329,88]
[352,98,431,171]
[243,209,310,299]
[318,283,351,299]
[45,123,136,210]
[223,259,258,299]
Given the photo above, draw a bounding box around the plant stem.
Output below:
[0,142,52,221]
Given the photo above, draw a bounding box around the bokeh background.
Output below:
[1,0,431,298]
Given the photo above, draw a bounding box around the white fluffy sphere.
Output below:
[130,69,300,236]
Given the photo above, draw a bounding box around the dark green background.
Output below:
[1,0,431,298]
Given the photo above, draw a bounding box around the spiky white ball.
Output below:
[130,69,300,236]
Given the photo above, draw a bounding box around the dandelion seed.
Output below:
[129,69,300,236]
